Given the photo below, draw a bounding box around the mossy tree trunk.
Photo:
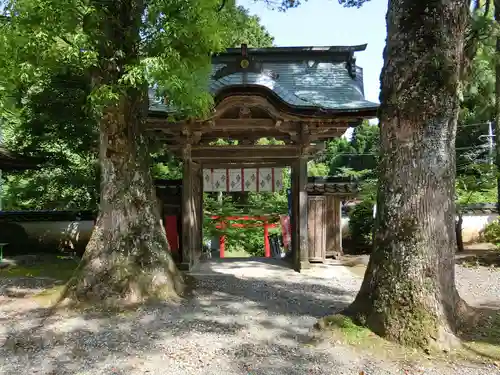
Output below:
[344,0,470,350]
[63,0,184,305]
[495,0,500,213]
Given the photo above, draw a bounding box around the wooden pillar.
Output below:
[191,163,202,266]
[198,168,204,259]
[291,155,309,271]
[181,145,195,270]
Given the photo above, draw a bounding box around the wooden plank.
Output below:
[169,144,323,161]
[200,161,290,169]
[325,195,336,257]
[324,195,343,257]
[308,196,326,262]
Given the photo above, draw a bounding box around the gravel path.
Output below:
[0,259,499,375]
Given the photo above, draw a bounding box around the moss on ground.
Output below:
[457,310,500,363]
[0,256,79,280]
[315,313,500,368]
[0,256,79,306]
[315,314,419,360]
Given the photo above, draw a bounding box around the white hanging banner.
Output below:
[203,168,283,192]
[244,168,257,191]
[229,169,243,192]
[212,169,227,192]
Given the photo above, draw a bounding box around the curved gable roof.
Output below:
[149,45,378,116]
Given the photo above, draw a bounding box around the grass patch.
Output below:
[458,310,500,363]
[32,285,67,306]
[0,255,79,305]
[315,313,500,368]
[224,248,252,258]
[314,314,422,362]
[319,314,373,342]
[0,255,79,280]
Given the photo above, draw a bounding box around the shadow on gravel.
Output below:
[458,305,500,361]
[0,268,354,375]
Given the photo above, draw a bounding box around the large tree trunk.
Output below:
[344,0,470,350]
[62,0,184,305]
[495,0,500,214]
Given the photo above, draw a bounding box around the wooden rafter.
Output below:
[213,95,288,120]
[199,161,291,168]
[169,144,323,161]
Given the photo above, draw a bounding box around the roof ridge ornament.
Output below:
[346,52,357,79]
[212,45,279,81]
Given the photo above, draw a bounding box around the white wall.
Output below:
[16,220,94,252]
[8,213,497,252]
[340,214,496,243]
[460,214,497,243]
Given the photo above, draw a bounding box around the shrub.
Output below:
[348,200,374,254]
[483,219,500,249]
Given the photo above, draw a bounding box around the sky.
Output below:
[236,0,388,104]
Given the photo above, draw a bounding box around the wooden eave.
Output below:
[148,86,378,122]
[146,93,370,150]
[213,44,368,63]
[147,88,375,168]
[168,144,323,166]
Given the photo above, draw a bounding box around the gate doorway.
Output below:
[208,215,283,259]
[149,44,377,272]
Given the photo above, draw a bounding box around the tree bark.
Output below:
[494,0,500,214]
[344,0,470,350]
[62,0,184,305]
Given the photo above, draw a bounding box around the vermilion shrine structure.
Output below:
[148,44,377,272]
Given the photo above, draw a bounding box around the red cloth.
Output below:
[280,215,291,249]
[164,215,179,252]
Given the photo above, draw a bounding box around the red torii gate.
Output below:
[211,215,278,258]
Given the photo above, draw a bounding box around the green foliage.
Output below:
[221,5,274,48]
[348,200,374,253]
[0,3,277,210]
[456,163,496,205]
[308,162,329,176]
[2,67,98,209]
[458,7,498,176]
[336,167,377,202]
[482,219,500,249]
[324,122,379,175]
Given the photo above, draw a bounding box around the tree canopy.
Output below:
[0,2,274,210]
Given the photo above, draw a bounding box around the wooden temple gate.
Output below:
[147,44,377,271]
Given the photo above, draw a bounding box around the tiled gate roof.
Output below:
[149,45,378,115]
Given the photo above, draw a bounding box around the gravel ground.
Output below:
[0,259,499,375]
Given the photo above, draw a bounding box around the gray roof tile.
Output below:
[149,46,378,113]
